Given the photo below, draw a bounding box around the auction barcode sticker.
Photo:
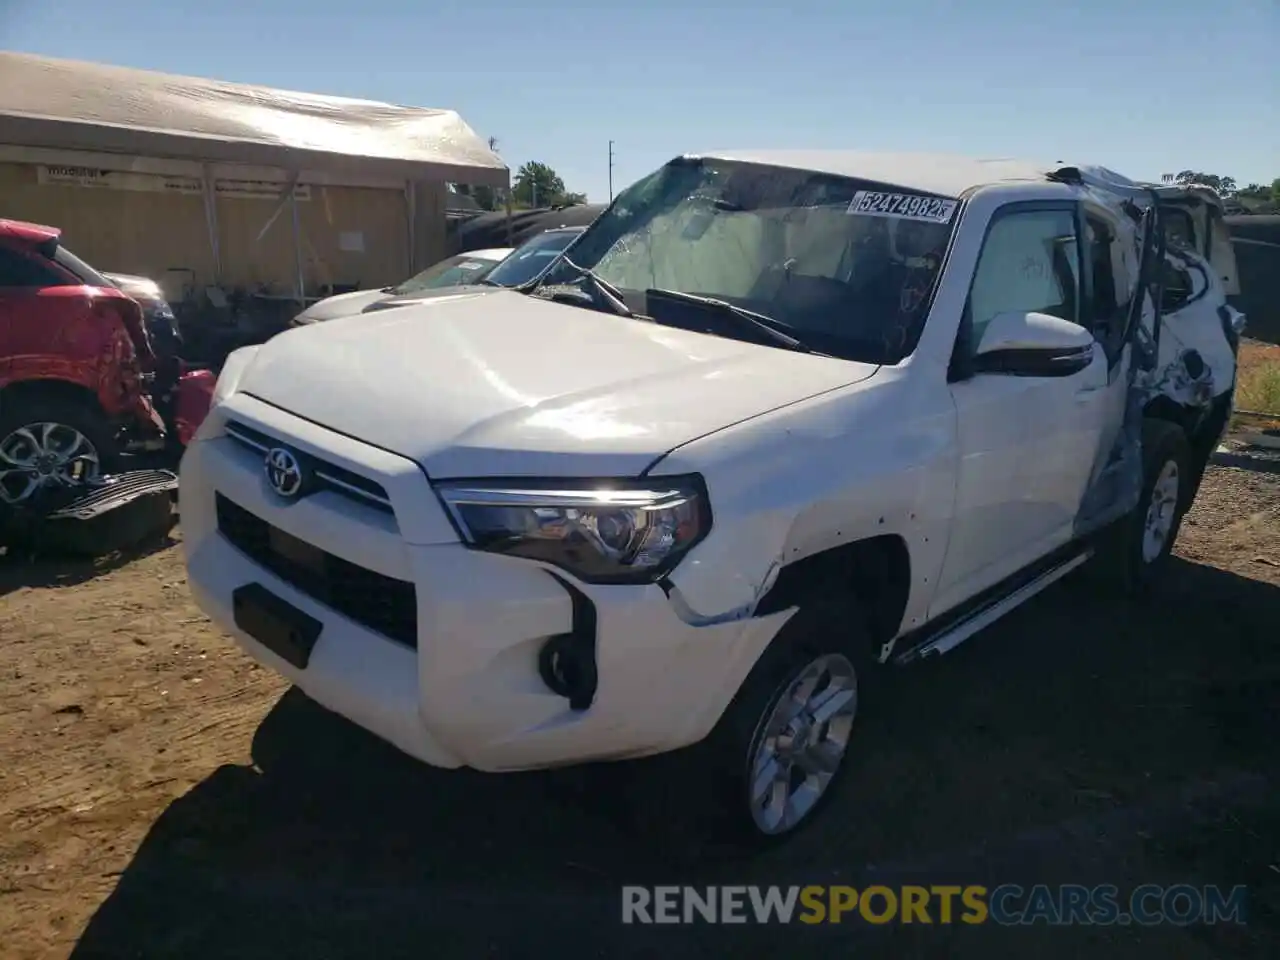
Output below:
[847,191,958,224]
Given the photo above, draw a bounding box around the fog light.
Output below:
[534,573,598,710]
[538,634,597,710]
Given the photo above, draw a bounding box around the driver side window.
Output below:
[966,208,1082,349]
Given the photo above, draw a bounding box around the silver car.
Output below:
[290,247,513,326]
[290,226,588,326]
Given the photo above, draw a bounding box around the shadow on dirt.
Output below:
[0,529,178,599]
[70,559,1279,960]
[1212,450,1280,475]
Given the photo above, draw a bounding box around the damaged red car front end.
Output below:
[0,219,212,509]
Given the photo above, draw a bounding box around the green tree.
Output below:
[1227,178,1280,212]
[1173,170,1238,196]
[512,161,569,208]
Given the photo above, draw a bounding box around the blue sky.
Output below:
[2,0,1276,202]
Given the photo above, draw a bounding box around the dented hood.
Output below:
[292,286,494,324]
[236,290,878,478]
[291,288,392,323]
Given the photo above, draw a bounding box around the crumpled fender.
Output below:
[1,346,141,418]
[652,373,954,632]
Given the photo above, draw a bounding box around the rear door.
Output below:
[1206,210,1240,296]
[1159,195,1240,295]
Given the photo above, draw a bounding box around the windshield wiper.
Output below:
[545,256,633,316]
[644,288,813,353]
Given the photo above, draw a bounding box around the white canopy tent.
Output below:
[0,51,509,300]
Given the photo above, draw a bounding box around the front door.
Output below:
[931,202,1115,616]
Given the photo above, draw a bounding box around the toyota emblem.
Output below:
[264,447,304,498]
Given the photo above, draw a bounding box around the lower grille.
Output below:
[215,494,418,649]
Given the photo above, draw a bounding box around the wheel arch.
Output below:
[1142,394,1198,436]
[753,534,912,659]
[1141,390,1232,505]
[0,378,106,418]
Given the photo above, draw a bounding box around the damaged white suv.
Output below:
[180,152,1246,845]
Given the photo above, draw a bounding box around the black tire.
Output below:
[1095,418,1192,595]
[0,392,121,505]
[680,600,879,851]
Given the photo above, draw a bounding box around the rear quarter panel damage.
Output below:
[1150,249,1237,404]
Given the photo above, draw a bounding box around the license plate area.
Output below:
[232,582,323,669]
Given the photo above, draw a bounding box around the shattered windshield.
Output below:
[533,157,960,362]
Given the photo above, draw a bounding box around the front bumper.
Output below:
[180,395,790,772]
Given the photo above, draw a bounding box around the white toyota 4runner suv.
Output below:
[180,152,1246,845]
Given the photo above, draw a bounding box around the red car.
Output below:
[0,219,213,506]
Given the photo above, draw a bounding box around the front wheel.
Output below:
[0,394,120,506]
[742,650,859,837]
[690,602,875,848]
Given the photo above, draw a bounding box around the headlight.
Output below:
[129,280,166,301]
[435,477,711,584]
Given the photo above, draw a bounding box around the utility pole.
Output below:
[608,140,615,203]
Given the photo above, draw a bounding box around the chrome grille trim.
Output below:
[224,419,394,513]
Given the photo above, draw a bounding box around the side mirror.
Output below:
[972,310,1096,378]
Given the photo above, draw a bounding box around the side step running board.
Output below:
[894,549,1093,666]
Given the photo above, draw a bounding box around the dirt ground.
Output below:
[0,452,1277,959]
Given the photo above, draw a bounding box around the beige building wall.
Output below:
[0,161,214,285]
[0,161,449,296]
[215,183,413,294]
[412,179,448,272]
